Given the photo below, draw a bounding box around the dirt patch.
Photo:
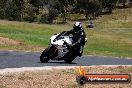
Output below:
[0,37,23,45]
[0,66,132,88]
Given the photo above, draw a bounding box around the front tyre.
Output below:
[40,48,50,63]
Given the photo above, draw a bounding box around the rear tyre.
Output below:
[64,56,76,63]
[64,58,74,63]
[40,48,50,63]
[64,49,77,63]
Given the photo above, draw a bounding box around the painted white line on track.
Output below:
[0,65,131,74]
[0,66,80,74]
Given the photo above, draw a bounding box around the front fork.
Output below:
[48,45,58,59]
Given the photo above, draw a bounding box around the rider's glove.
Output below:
[63,41,71,49]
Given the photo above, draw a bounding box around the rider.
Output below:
[64,21,86,57]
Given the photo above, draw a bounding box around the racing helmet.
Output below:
[73,22,82,34]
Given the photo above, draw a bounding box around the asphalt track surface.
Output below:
[0,51,132,69]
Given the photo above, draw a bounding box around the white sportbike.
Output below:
[40,31,87,63]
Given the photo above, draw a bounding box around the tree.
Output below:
[30,0,43,7]
[0,0,8,19]
[41,0,76,23]
[5,0,24,21]
[76,0,101,19]
[118,0,127,8]
[99,0,118,14]
[42,0,58,23]
[51,0,73,23]
[27,5,38,22]
[0,0,8,8]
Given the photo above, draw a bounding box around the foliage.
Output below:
[77,0,101,19]
[0,7,5,19]
[0,0,131,23]
[4,0,24,21]
[99,0,118,13]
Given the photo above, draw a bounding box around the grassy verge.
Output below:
[0,66,132,88]
[0,8,132,58]
[0,20,72,51]
[83,8,132,58]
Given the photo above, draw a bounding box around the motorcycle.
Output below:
[40,31,87,63]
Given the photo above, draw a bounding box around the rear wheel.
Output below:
[64,55,76,63]
[64,58,75,63]
[64,48,77,63]
[40,48,51,63]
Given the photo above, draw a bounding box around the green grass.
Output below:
[0,8,132,58]
[84,28,132,57]
[83,8,132,58]
[0,21,72,51]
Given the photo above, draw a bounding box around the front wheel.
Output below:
[40,48,51,63]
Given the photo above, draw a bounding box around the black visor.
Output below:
[73,27,80,33]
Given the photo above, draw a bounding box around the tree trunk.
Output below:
[62,9,67,24]
[122,0,127,7]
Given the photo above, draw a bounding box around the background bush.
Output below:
[0,0,131,23]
